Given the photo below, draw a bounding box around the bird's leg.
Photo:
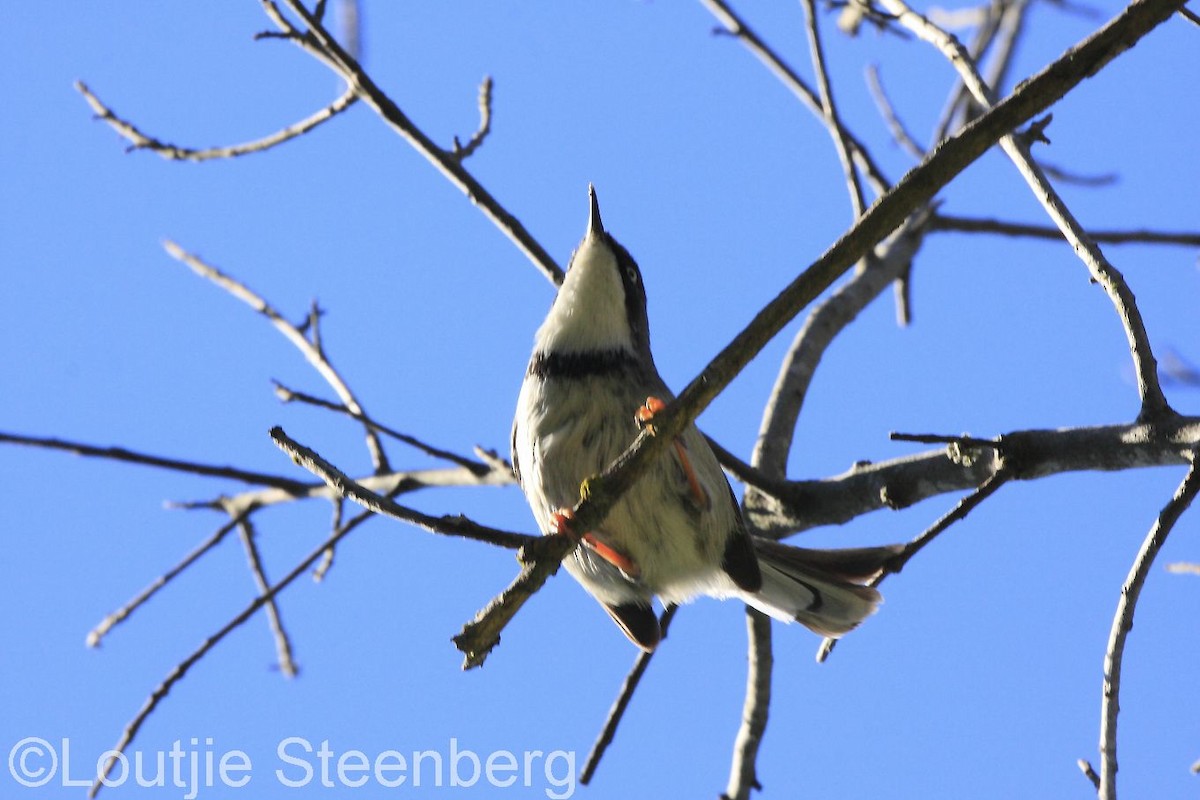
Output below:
[551,508,641,579]
[636,396,711,511]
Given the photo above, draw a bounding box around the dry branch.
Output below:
[580,605,679,784]
[235,514,298,678]
[262,0,564,285]
[702,0,891,195]
[86,511,251,649]
[269,427,534,550]
[164,241,392,472]
[90,505,378,798]
[931,214,1200,247]
[1096,456,1200,799]
[723,609,773,800]
[750,416,1200,538]
[0,431,310,494]
[76,81,357,161]
[879,0,1177,421]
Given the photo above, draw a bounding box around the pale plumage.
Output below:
[512,187,897,650]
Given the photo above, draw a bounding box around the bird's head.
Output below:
[535,186,652,362]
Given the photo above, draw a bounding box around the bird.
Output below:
[511,186,898,651]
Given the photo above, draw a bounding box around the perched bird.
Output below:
[511,186,897,651]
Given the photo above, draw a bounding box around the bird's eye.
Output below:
[625,265,639,285]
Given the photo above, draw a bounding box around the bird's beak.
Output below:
[587,184,605,239]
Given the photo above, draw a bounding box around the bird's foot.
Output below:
[635,396,669,435]
[551,508,641,579]
[635,397,711,511]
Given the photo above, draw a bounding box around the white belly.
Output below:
[513,372,737,608]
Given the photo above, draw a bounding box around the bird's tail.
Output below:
[740,538,902,638]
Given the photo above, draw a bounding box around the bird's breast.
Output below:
[514,366,735,602]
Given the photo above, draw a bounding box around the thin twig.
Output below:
[0,431,310,494]
[1179,6,1200,26]
[262,0,564,285]
[91,505,378,798]
[272,381,497,475]
[705,435,797,500]
[235,514,298,677]
[337,0,362,60]
[930,0,1006,144]
[86,510,252,648]
[865,63,925,159]
[1038,160,1119,187]
[76,81,357,162]
[983,0,1033,109]
[580,605,679,784]
[168,462,514,515]
[930,214,1200,247]
[802,0,868,216]
[1165,561,1200,575]
[1097,456,1200,800]
[314,498,344,582]
[1079,759,1102,789]
[879,0,1178,423]
[700,0,891,196]
[452,75,494,160]
[164,241,391,472]
[817,465,1011,662]
[269,426,534,550]
[890,431,1003,448]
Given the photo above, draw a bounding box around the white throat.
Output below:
[535,236,633,355]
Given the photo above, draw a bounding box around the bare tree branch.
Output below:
[722,609,773,800]
[269,426,534,550]
[90,504,379,798]
[451,534,575,669]
[878,0,1176,421]
[701,0,891,196]
[802,0,868,216]
[982,0,1034,106]
[930,214,1200,247]
[272,381,501,475]
[817,463,1011,662]
[1097,455,1200,799]
[235,514,298,678]
[0,431,310,494]
[171,462,513,515]
[452,75,494,161]
[1037,160,1119,187]
[76,81,357,162]
[580,605,679,785]
[748,210,931,482]
[260,0,564,285]
[86,510,252,649]
[657,0,1188,507]
[1079,758,1102,789]
[751,416,1200,538]
[865,63,925,159]
[164,241,392,472]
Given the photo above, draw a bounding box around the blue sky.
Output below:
[3,2,1199,799]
